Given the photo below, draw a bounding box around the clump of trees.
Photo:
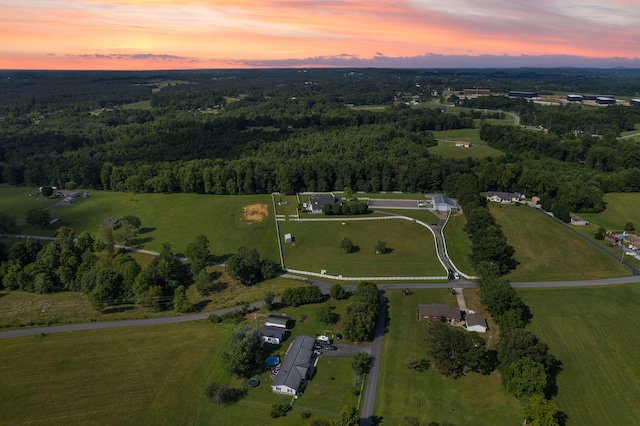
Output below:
[225,246,279,285]
[223,325,263,378]
[204,382,245,405]
[281,285,324,307]
[322,201,369,216]
[340,237,355,254]
[342,281,379,342]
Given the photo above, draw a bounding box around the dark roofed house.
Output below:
[260,326,285,345]
[308,194,338,213]
[264,314,290,329]
[466,313,488,333]
[417,304,462,324]
[272,335,316,395]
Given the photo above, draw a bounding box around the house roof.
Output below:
[466,313,488,328]
[418,304,461,320]
[487,191,521,200]
[570,214,587,222]
[432,195,457,208]
[265,315,290,327]
[272,335,315,391]
[260,325,285,339]
[309,195,336,211]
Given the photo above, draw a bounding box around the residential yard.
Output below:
[279,219,444,277]
[579,192,640,231]
[0,184,60,221]
[428,128,504,159]
[490,204,630,281]
[443,212,476,276]
[375,289,520,425]
[519,285,640,426]
[0,322,227,425]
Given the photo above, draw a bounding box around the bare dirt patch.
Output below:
[242,203,269,222]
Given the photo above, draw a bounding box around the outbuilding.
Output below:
[570,214,588,226]
[465,313,488,333]
[432,195,458,212]
[260,326,286,344]
[264,314,290,329]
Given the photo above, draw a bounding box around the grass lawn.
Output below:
[0,184,60,220]
[0,271,304,329]
[519,285,640,426]
[579,192,640,231]
[443,213,476,276]
[273,194,300,216]
[42,192,279,261]
[428,130,504,159]
[279,219,444,277]
[0,322,228,425]
[489,204,630,281]
[375,290,520,425]
[373,208,440,225]
[120,100,152,110]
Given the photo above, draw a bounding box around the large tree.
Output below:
[223,326,263,378]
[185,234,211,276]
[25,208,51,228]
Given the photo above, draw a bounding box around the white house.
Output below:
[486,191,522,204]
[455,141,473,148]
[271,335,316,395]
[465,313,488,333]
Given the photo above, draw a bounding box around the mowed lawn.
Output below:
[579,192,640,231]
[44,192,279,260]
[443,213,476,276]
[375,290,520,425]
[0,184,60,219]
[279,219,444,277]
[428,128,504,159]
[490,204,630,281]
[0,322,228,425]
[519,285,640,426]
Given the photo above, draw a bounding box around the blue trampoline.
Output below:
[266,356,280,367]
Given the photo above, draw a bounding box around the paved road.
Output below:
[359,290,387,426]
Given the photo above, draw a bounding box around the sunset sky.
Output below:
[2,0,640,70]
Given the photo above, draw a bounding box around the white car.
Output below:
[317,335,332,344]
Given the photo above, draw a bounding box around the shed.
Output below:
[260,326,285,344]
[265,315,290,329]
[284,233,293,243]
[570,214,588,226]
[432,195,458,212]
[271,335,316,395]
[417,304,462,324]
[466,313,488,333]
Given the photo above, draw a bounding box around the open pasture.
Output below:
[579,192,640,231]
[0,184,60,220]
[443,212,476,275]
[490,204,630,281]
[279,219,444,277]
[0,322,227,425]
[44,192,278,260]
[374,290,520,425]
[519,285,640,426]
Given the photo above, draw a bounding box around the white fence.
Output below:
[284,268,447,281]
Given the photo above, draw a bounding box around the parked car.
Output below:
[335,333,342,340]
[324,345,337,350]
[317,335,332,344]
[447,268,455,279]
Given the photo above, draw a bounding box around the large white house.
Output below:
[271,335,317,395]
[486,191,522,204]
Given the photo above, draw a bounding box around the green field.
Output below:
[0,184,60,220]
[279,219,444,277]
[375,290,520,425]
[443,212,476,276]
[38,192,279,260]
[428,129,504,159]
[519,285,640,426]
[0,322,227,425]
[490,204,630,281]
[580,193,640,231]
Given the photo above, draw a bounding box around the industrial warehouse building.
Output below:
[631,99,640,106]
[509,91,537,98]
[596,97,616,105]
[567,95,583,102]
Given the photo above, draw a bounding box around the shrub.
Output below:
[270,403,291,418]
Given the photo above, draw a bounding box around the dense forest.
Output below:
[2,68,640,213]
